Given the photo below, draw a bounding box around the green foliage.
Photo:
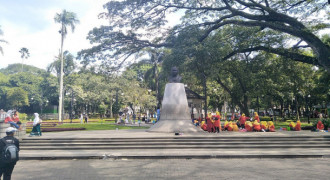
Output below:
[260,116,272,121]
[112,102,120,115]
[321,119,330,130]
[6,87,29,108]
[18,113,28,121]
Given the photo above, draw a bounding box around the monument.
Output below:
[147,67,199,133]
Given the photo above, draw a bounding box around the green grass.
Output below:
[55,123,149,131]
[274,121,312,129]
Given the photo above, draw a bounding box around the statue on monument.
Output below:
[168,66,182,83]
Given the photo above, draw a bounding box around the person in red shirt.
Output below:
[213,112,221,133]
[317,121,324,130]
[295,120,301,131]
[253,112,260,123]
[239,113,248,128]
[12,111,20,123]
[206,113,215,133]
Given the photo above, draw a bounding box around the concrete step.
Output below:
[20,144,330,150]
[20,141,330,146]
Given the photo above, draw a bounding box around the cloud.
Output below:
[0,0,109,70]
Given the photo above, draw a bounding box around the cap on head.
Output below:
[6,127,17,133]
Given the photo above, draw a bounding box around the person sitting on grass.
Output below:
[316,121,324,131]
[289,121,296,131]
[268,121,276,132]
[253,120,261,132]
[245,120,253,132]
[294,120,301,131]
[260,121,268,131]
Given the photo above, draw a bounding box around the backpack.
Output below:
[1,138,19,163]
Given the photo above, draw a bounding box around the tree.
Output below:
[0,26,8,55]
[79,0,329,71]
[6,87,29,110]
[19,47,30,72]
[47,51,76,79]
[54,9,79,121]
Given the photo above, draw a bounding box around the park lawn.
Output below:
[55,123,149,131]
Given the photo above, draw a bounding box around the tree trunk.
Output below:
[58,23,65,122]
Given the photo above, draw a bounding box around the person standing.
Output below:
[0,127,20,180]
[253,112,260,123]
[84,114,88,124]
[214,112,221,133]
[80,114,83,124]
[156,108,160,122]
[132,113,136,124]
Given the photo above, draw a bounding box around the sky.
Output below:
[0,0,110,70]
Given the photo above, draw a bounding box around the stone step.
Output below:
[21,138,330,143]
[20,144,330,150]
[20,141,330,146]
[22,136,330,141]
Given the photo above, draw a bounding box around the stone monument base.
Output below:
[147,83,200,133]
[147,119,200,133]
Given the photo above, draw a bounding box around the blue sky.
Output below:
[0,0,109,70]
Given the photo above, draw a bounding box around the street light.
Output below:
[307,94,311,124]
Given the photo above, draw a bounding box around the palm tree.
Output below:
[19,47,30,72]
[0,26,8,55]
[54,10,79,122]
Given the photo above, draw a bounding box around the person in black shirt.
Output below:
[0,127,20,180]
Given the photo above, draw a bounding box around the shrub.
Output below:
[260,116,271,121]
[321,118,330,130]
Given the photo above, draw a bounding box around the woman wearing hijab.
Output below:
[29,113,42,136]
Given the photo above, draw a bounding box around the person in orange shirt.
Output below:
[245,120,253,132]
[268,121,276,132]
[213,112,221,133]
[227,121,233,131]
[253,112,260,123]
[253,120,261,132]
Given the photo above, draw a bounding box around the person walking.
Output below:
[29,113,42,136]
[0,127,20,180]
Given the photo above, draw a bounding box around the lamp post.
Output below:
[70,89,74,123]
[307,94,311,124]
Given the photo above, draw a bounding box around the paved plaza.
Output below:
[13,129,330,179]
[12,158,330,180]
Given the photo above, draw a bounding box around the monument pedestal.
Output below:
[147,83,199,133]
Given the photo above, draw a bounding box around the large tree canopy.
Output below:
[79,0,330,71]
